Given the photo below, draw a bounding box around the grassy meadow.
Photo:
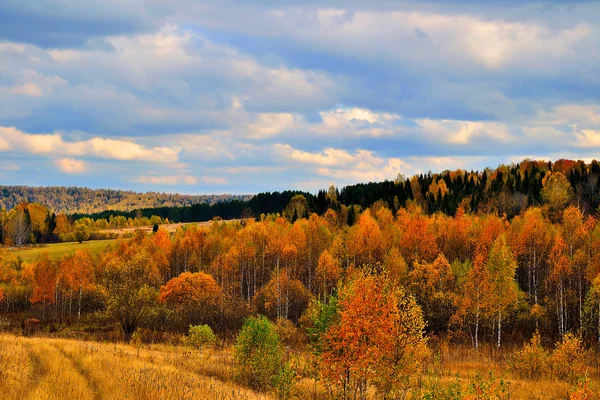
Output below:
[0,332,596,400]
[0,334,271,400]
[10,239,121,263]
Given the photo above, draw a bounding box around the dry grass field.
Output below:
[1,333,597,400]
[0,334,271,400]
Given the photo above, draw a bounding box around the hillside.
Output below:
[0,186,252,214]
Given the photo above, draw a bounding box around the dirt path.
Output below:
[24,340,97,400]
[50,342,102,400]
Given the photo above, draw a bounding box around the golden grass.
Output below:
[1,334,598,399]
[0,334,272,400]
[429,342,599,400]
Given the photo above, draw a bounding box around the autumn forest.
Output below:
[2,159,600,399]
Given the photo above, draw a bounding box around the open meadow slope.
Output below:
[0,334,271,400]
[0,333,595,400]
[10,240,120,263]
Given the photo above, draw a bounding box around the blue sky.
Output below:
[1,1,599,194]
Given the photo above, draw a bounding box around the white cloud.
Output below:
[574,129,600,147]
[317,108,401,136]
[205,7,598,73]
[0,126,179,163]
[277,144,407,184]
[55,158,87,174]
[416,119,512,144]
[0,136,10,151]
[246,113,296,138]
[534,104,600,127]
[87,138,178,163]
[277,144,356,166]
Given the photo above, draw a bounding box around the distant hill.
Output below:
[0,186,253,214]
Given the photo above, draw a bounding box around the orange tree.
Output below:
[317,271,428,399]
[158,271,222,329]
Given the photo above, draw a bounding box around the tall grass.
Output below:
[0,334,598,399]
[0,334,271,400]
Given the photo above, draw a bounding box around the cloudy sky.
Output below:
[1,1,599,194]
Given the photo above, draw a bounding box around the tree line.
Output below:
[0,185,252,214]
[2,184,600,344]
[0,202,170,246]
[71,159,600,227]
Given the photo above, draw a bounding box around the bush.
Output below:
[551,333,589,383]
[511,330,549,379]
[234,315,286,391]
[188,324,216,354]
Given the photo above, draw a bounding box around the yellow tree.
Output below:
[99,250,160,341]
[486,235,520,348]
[409,254,456,333]
[383,248,408,286]
[53,213,71,235]
[549,236,572,337]
[396,205,438,268]
[453,253,489,351]
[510,207,551,307]
[562,206,587,327]
[61,250,95,319]
[541,171,573,222]
[347,210,384,267]
[315,250,341,301]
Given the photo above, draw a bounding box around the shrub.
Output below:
[511,330,549,379]
[188,324,216,354]
[234,315,285,391]
[551,333,588,383]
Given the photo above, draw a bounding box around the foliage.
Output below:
[158,272,222,327]
[569,375,599,400]
[318,272,428,398]
[464,372,511,400]
[233,315,286,391]
[551,333,589,383]
[74,224,90,243]
[510,330,549,379]
[99,250,161,341]
[188,324,216,353]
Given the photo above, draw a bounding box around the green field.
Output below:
[10,239,120,262]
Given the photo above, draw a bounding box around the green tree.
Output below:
[188,324,216,354]
[234,315,285,391]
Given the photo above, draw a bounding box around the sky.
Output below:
[1,0,600,194]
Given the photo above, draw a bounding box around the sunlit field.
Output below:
[10,239,120,262]
[0,332,597,400]
[0,334,271,400]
